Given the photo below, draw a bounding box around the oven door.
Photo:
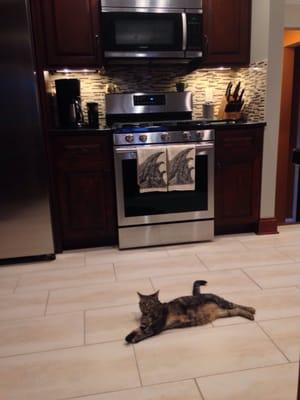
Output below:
[114,143,214,227]
[102,9,186,58]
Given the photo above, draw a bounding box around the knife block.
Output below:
[218,96,242,120]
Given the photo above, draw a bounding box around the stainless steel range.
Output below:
[106,92,214,249]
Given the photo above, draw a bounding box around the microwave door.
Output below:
[103,12,185,58]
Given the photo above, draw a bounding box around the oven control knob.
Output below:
[197,131,204,140]
[183,131,191,140]
[139,134,147,143]
[125,134,134,143]
[161,133,169,141]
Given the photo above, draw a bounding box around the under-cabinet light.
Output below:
[53,69,98,73]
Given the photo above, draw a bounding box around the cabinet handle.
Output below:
[203,34,209,57]
[95,34,101,65]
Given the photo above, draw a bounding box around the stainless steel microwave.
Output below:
[101,0,203,61]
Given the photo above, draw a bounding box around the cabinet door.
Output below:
[215,129,264,234]
[203,0,251,66]
[41,0,101,67]
[52,135,117,249]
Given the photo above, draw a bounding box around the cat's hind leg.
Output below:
[216,307,255,321]
[202,293,256,315]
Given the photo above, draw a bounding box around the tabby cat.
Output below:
[125,280,255,344]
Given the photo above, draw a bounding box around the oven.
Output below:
[114,138,214,248]
[101,0,203,60]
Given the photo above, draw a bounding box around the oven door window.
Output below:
[122,154,208,217]
[103,13,183,51]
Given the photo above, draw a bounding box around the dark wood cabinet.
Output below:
[51,133,117,250]
[34,0,102,68]
[215,127,264,234]
[203,0,251,66]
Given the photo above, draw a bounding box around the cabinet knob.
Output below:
[217,161,222,169]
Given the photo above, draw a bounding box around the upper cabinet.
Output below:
[31,0,102,68]
[203,0,252,66]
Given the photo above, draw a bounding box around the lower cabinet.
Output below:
[51,134,117,250]
[214,127,264,234]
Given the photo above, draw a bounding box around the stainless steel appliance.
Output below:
[0,0,54,262]
[101,0,203,61]
[106,92,214,249]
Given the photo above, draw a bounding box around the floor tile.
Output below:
[0,342,140,400]
[212,287,300,323]
[0,252,85,276]
[115,255,206,281]
[86,304,140,344]
[71,380,203,400]
[47,279,153,314]
[134,324,286,385]
[198,248,293,270]
[0,312,83,357]
[151,270,260,302]
[85,247,169,265]
[167,238,247,256]
[197,363,298,400]
[0,291,48,321]
[277,245,300,261]
[239,230,300,249]
[0,276,18,295]
[259,316,300,362]
[244,263,300,289]
[16,264,115,292]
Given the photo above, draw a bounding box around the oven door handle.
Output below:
[114,142,214,156]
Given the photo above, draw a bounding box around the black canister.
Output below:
[87,102,99,129]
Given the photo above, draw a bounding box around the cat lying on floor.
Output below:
[125,280,256,344]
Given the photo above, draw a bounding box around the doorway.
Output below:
[276,30,300,224]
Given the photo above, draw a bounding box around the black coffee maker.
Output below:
[55,79,84,128]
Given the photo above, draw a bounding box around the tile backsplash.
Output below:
[47,60,267,126]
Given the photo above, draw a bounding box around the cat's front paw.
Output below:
[125,330,137,344]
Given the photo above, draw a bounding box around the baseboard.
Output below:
[257,218,279,235]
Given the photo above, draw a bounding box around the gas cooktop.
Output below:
[113,119,237,134]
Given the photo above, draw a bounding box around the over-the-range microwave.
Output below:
[101,0,203,62]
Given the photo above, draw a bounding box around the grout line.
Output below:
[112,262,118,281]
[255,321,291,363]
[240,268,264,290]
[132,344,143,387]
[13,277,21,294]
[195,254,210,270]
[44,290,51,316]
[194,378,206,400]
[83,310,86,345]
[149,277,156,292]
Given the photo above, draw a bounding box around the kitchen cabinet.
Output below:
[51,133,117,250]
[31,0,102,68]
[203,0,251,66]
[215,126,264,234]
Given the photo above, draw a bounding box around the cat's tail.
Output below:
[192,280,207,296]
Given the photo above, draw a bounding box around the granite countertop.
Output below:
[49,120,266,135]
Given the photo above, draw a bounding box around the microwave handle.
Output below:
[182,13,187,51]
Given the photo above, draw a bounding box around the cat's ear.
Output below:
[151,290,160,299]
[137,292,144,298]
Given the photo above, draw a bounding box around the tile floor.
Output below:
[0,225,300,399]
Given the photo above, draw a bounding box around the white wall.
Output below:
[285,4,300,28]
[260,0,285,218]
[251,0,270,62]
[250,0,285,219]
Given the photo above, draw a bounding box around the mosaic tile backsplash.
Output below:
[47,60,267,126]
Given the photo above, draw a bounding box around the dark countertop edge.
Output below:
[48,121,266,135]
[48,128,112,135]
